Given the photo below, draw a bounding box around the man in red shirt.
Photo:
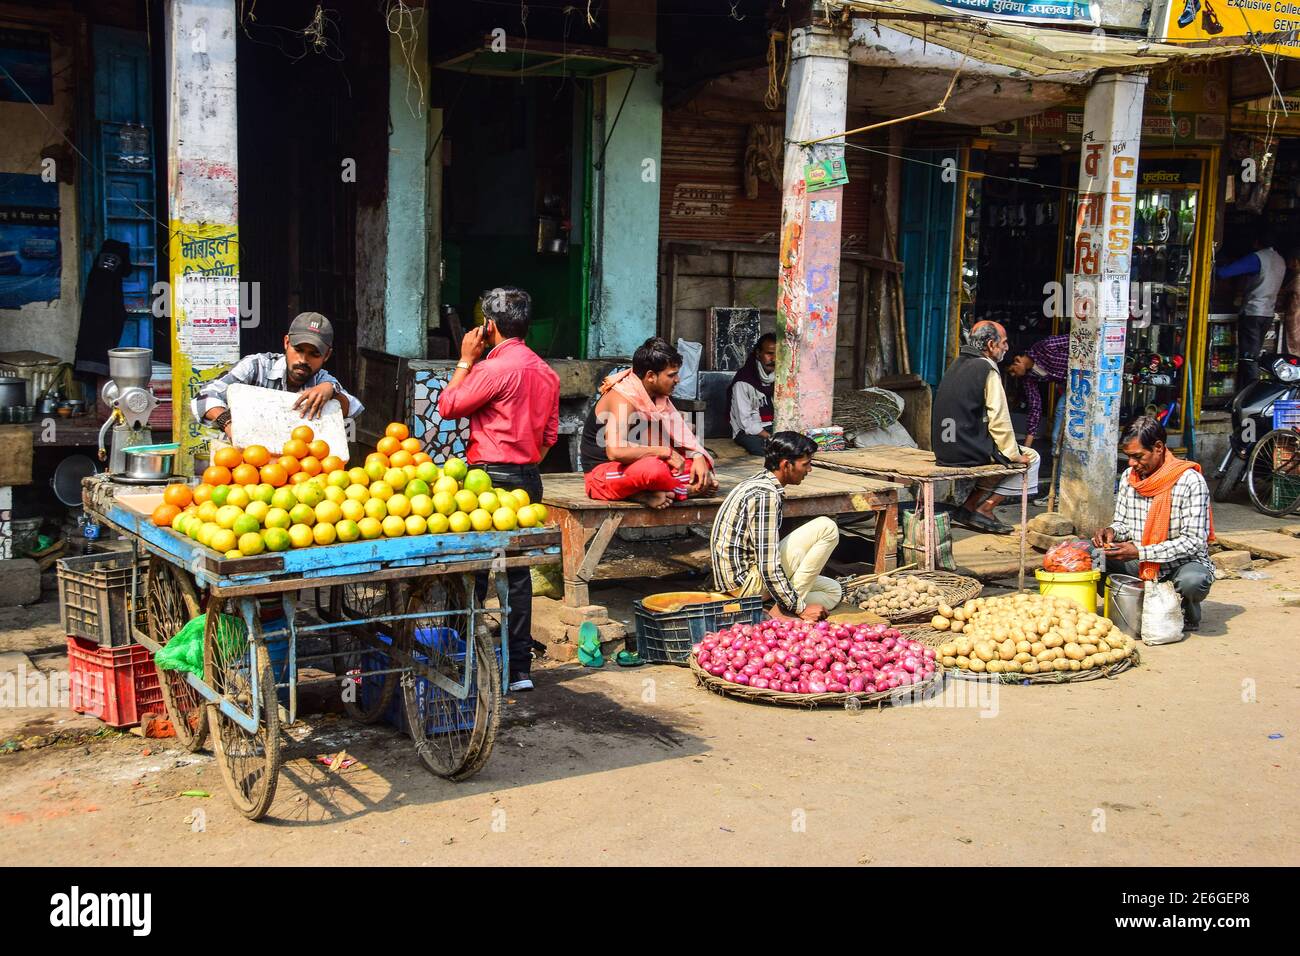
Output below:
[438,288,560,692]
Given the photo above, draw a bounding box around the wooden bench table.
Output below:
[541,457,903,613]
[816,445,1030,589]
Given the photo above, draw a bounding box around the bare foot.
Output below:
[767,603,793,620]
[631,490,672,509]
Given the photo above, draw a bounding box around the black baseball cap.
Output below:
[288,312,333,352]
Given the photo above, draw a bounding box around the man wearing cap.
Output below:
[192,311,364,436]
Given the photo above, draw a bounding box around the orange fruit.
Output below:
[385,422,410,441]
[291,425,315,443]
[412,452,432,465]
[213,446,244,469]
[366,452,390,469]
[376,436,401,456]
[283,438,310,460]
[232,463,260,486]
[400,437,422,455]
[152,503,181,527]
[243,444,271,467]
[321,455,345,473]
[389,450,414,469]
[259,463,288,487]
[278,455,301,476]
[203,465,233,487]
[193,483,215,504]
[298,456,323,477]
[163,484,194,508]
[308,439,330,460]
[290,471,312,485]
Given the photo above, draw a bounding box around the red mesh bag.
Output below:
[1044,539,1093,573]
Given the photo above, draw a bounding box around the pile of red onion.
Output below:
[692,619,937,694]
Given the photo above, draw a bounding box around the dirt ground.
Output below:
[2,545,1297,867]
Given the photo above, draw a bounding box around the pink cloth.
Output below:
[437,338,560,465]
[599,368,713,466]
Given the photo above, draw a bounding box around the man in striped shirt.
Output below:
[1006,333,1069,450]
[710,432,842,621]
[1093,417,1215,631]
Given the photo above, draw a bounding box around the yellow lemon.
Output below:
[370,481,393,502]
[386,494,411,518]
[531,503,549,524]
[323,485,346,505]
[315,500,343,525]
[336,519,361,543]
[363,497,389,521]
[313,521,337,545]
[345,483,370,503]
[288,523,315,548]
[384,468,408,492]
[211,528,238,553]
[448,511,472,534]
[289,503,316,527]
[404,514,427,536]
[245,500,270,524]
[433,475,459,496]
[263,527,291,552]
[381,515,406,538]
[348,467,370,487]
[454,490,479,514]
[225,486,251,509]
[492,507,518,531]
[198,501,220,523]
[265,507,291,530]
[469,508,494,532]
[340,499,365,522]
[432,491,457,516]
[509,488,531,508]
[515,504,538,528]
[427,513,450,534]
[238,531,265,556]
[409,494,434,518]
[477,491,500,513]
[224,549,243,559]
[215,505,243,530]
[358,517,383,540]
[197,522,219,547]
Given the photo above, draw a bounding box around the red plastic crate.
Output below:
[66,636,164,728]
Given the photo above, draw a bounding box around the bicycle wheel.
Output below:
[205,597,282,820]
[1247,429,1300,517]
[336,582,403,724]
[146,556,209,752]
[398,574,501,781]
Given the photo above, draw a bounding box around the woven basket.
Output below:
[942,647,1141,684]
[894,623,951,648]
[847,571,982,624]
[689,654,942,710]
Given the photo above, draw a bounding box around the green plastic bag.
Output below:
[155,613,247,677]
[576,621,604,668]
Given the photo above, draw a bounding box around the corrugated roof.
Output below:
[838,0,1253,77]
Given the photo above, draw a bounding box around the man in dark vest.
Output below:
[728,333,777,455]
[931,320,1039,535]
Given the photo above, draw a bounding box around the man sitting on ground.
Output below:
[581,337,718,509]
[1092,416,1215,632]
[710,431,842,622]
[932,319,1039,535]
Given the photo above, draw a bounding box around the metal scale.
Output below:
[97,347,162,478]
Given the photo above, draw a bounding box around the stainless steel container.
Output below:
[122,443,178,480]
[1104,573,1144,639]
[0,376,26,408]
[107,347,153,389]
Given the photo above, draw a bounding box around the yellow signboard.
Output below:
[1158,0,1300,59]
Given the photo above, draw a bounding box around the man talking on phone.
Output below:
[438,288,560,692]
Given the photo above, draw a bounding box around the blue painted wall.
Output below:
[384,30,429,358]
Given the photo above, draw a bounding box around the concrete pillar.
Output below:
[384,17,431,359]
[773,24,850,433]
[1061,73,1147,534]
[165,0,240,473]
[589,0,660,358]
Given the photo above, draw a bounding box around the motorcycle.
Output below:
[1214,351,1300,502]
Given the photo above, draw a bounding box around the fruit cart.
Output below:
[83,475,560,820]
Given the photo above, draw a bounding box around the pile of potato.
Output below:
[930,593,1137,675]
[854,574,944,617]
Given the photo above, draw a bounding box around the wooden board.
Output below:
[818,445,1026,480]
[1210,530,1300,561]
[227,383,350,461]
[541,459,902,512]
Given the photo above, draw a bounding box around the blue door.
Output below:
[900,151,956,387]
[79,26,155,349]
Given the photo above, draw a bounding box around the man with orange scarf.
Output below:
[1092,417,1216,631]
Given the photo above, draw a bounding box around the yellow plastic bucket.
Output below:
[1034,569,1101,613]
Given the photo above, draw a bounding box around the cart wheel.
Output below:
[146,556,209,752]
[398,574,501,781]
[338,582,404,724]
[205,598,282,820]
[1247,429,1300,517]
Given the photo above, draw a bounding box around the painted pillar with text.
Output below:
[773,24,850,434]
[165,0,241,473]
[1061,72,1146,534]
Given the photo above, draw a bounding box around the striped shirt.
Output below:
[710,471,803,613]
[1108,467,1215,578]
[191,352,364,421]
[1022,334,1070,436]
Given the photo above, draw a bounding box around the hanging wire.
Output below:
[385,0,425,118]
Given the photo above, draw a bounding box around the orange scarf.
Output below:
[1129,455,1215,581]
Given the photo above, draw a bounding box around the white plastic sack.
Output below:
[673,338,703,400]
[1140,580,1186,645]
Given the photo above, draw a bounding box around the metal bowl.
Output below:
[123,443,179,480]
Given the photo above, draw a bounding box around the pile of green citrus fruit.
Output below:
[158,422,549,559]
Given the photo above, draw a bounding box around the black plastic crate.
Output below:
[57,552,139,647]
[632,595,765,665]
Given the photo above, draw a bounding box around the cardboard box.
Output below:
[0,426,33,486]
